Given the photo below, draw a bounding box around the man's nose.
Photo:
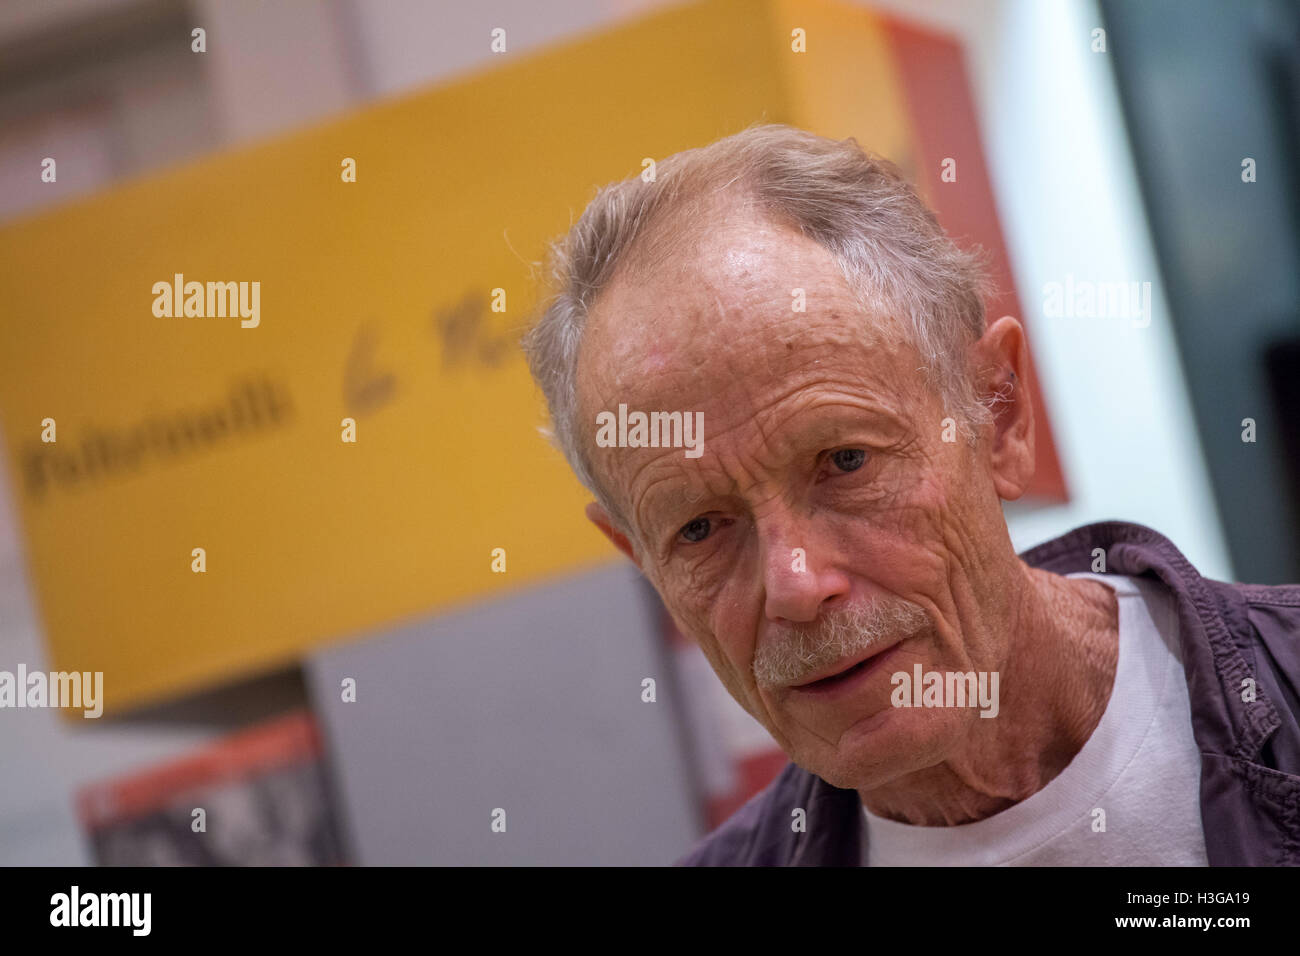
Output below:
[758,516,851,625]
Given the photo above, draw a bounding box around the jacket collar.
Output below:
[1019,519,1280,761]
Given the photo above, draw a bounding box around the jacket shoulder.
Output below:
[1205,578,1300,675]
[674,761,809,866]
[1225,580,1300,608]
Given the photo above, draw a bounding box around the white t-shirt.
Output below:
[860,573,1208,866]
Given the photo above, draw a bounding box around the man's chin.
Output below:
[786,705,949,791]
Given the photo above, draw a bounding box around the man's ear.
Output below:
[585,501,642,570]
[971,315,1035,501]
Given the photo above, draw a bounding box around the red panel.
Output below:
[705,750,791,830]
[77,710,322,829]
[883,16,1069,503]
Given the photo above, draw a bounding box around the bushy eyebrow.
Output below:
[756,400,911,459]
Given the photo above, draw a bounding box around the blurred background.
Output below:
[0,0,1297,865]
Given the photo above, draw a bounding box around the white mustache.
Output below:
[752,600,930,689]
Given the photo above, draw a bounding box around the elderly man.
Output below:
[522,124,1300,866]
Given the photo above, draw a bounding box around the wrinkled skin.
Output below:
[576,205,1118,826]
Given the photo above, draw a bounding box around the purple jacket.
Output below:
[676,520,1300,866]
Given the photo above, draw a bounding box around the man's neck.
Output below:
[858,565,1120,826]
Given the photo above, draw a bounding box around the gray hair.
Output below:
[521,122,994,536]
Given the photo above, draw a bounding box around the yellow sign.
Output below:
[0,0,915,714]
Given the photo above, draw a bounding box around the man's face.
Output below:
[578,209,1019,792]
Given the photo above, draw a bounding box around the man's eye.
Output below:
[679,517,711,543]
[830,448,867,473]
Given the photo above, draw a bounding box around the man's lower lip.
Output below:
[791,643,904,697]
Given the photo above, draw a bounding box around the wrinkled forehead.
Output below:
[576,213,903,420]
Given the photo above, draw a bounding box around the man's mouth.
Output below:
[789,641,904,696]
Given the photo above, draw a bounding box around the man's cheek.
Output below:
[660,582,709,638]
[886,470,950,529]
[697,632,767,721]
[866,489,963,580]
[665,564,738,637]
[704,612,751,682]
